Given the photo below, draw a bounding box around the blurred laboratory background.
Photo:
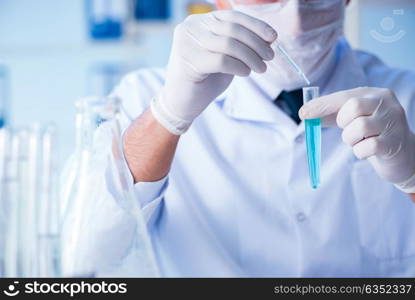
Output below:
[0,0,414,164]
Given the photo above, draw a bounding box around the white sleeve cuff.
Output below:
[134,176,169,208]
[135,176,168,224]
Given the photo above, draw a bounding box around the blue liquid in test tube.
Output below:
[303,87,321,189]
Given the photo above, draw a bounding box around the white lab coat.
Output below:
[69,39,415,277]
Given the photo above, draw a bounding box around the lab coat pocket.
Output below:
[351,160,415,267]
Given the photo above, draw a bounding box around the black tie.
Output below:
[274,89,303,124]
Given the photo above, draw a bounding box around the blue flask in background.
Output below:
[86,0,128,40]
[134,0,170,21]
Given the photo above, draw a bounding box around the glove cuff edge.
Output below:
[394,171,415,194]
[150,96,192,135]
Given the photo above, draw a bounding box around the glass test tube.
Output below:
[303,87,321,189]
[38,126,61,277]
[2,129,20,277]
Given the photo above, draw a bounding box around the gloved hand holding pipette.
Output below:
[151,10,278,135]
[299,87,415,194]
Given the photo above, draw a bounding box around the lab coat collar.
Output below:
[216,38,369,129]
[218,75,290,126]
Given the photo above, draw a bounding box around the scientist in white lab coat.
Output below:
[80,0,415,277]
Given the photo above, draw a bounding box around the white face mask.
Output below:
[231,0,345,89]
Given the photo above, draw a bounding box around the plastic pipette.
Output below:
[303,87,321,189]
[273,43,311,85]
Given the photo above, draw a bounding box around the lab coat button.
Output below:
[296,212,306,222]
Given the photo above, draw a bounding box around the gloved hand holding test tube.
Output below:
[229,0,316,188]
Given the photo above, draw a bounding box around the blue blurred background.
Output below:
[0,0,414,163]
